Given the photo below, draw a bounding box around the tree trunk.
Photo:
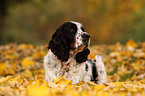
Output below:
[0,0,7,44]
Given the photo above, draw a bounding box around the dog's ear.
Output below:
[48,25,70,61]
[76,48,90,63]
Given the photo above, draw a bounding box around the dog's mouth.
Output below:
[84,44,88,49]
[72,39,89,50]
[83,42,89,47]
[72,44,88,53]
[82,38,90,50]
[71,38,89,52]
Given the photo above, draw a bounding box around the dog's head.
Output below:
[48,21,90,63]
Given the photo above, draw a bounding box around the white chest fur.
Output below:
[43,50,90,84]
[44,50,107,84]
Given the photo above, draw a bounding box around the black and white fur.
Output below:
[44,21,107,84]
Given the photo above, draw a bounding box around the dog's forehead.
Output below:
[70,21,83,28]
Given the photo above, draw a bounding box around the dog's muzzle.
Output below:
[82,32,90,45]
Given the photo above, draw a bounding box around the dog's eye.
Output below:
[70,25,76,32]
[70,28,75,32]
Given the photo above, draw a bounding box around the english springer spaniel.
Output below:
[44,21,107,84]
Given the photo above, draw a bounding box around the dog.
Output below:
[44,21,107,84]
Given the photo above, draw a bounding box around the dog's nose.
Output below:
[82,32,90,45]
[82,32,90,39]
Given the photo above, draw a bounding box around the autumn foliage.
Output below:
[2,0,145,44]
[0,39,145,96]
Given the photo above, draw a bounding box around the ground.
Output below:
[0,39,145,96]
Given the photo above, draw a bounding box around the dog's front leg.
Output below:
[44,66,57,82]
[68,64,85,84]
[95,55,107,85]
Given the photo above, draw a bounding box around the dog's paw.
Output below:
[95,55,103,62]
[95,55,107,85]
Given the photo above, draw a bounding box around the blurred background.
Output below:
[0,0,145,45]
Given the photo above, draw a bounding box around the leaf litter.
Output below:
[0,40,145,96]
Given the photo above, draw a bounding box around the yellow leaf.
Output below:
[19,85,26,91]
[54,75,66,84]
[6,68,15,75]
[110,51,120,57]
[8,81,18,88]
[19,43,34,50]
[5,54,15,60]
[20,70,33,79]
[126,39,136,48]
[132,63,141,70]
[21,57,34,68]
[11,75,20,82]
[94,85,106,91]
[0,63,6,74]
[131,74,136,80]
[87,81,97,86]
[0,76,13,84]
[28,85,49,96]
[19,43,27,49]
[33,51,45,59]
[118,65,126,76]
